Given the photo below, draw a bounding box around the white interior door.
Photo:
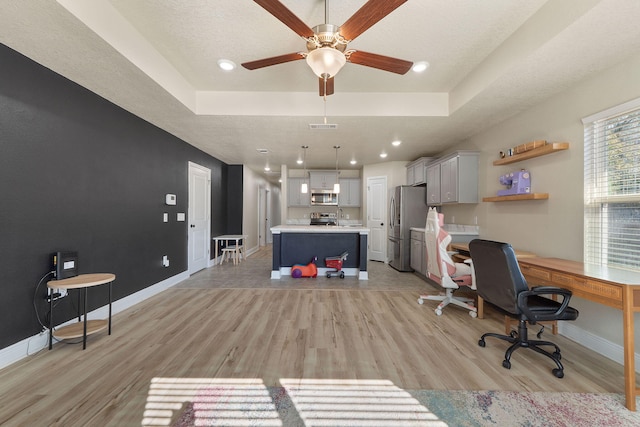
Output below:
[367,176,387,262]
[188,162,210,274]
[259,187,269,247]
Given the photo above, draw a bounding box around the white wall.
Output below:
[443,53,640,353]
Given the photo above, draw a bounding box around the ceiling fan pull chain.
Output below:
[323,88,327,124]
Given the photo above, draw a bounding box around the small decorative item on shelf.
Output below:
[498,169,531,196]
[515,140,546,154]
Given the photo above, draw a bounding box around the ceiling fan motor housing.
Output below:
[307,24,347,52]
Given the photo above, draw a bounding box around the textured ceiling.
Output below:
[1,0,640,183]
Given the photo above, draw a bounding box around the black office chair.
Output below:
[468,239,579,378]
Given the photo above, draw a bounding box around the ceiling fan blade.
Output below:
[241,52,305,70]
[319,76,335,96]
[347,50,413,75]
[254,0,315,38]
[340,0,408,41]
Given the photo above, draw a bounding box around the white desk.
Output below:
[212,235,247,265]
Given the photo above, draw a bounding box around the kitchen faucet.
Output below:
[337,207,343,226]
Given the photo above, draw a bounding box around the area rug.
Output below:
[168,384,640,427]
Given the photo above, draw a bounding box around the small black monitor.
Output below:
[52,251,78,279]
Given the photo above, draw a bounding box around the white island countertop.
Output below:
[271,225,369,234]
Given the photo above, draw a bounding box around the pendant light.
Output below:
[301,145,309,194]
[333,145,340,194]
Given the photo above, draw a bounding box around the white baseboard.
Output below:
[0,270,189,371]
[559,322,640,373]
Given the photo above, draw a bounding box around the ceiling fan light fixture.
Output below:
[306,47,346,78]
[301,145,309,194]
[333,145,340,194]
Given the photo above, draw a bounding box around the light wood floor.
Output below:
[0,246,628,426]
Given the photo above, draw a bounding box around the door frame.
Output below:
[367,175,388,262]
[188,161,211,274]
[258,186,270,246]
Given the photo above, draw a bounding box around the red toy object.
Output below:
[291,256,318,278]
[325,251,348,278]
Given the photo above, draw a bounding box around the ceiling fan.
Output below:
[241,0,413,96]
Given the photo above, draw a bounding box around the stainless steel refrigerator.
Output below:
[388,185,427,271]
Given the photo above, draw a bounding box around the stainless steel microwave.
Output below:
[310,191,338,206]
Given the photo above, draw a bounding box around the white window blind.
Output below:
[584,98,640,271]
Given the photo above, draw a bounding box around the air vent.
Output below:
[256,148,269,154]
[309,123,338,130]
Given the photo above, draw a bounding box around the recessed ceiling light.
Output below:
[380,152,388,158]
[350,159,357,165]
[412,61,429,73]
[217,59,236,71]
[296,159,303,165]
[392,140,402,146]
[264,166,270,172]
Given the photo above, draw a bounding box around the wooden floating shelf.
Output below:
[483,193,549,202]
[53,319,108,340]
[493,142,569,166]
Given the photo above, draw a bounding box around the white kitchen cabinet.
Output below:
[440,151,479,203]
[425,163,441,205]
[338,178,361,207]
[287,178,310,207]
[309,171,338,190]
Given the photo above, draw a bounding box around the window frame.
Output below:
[583,97,640,271]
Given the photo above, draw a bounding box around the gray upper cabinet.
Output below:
[439,151,479,203]
[426,163,441,205]
[339,178,361,207]
[288,178,310,207]
[406,157,432,186]
[309,171,338,190]
[417,151,479,205]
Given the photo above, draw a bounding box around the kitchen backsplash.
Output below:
[443,224,480,234]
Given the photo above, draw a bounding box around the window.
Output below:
[583,98,640,271]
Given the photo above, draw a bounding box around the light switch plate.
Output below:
[163,213,168,222]
[177,213,185,221]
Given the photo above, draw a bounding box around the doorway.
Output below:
[259,186,270,246]
[188,162,211,274]
[367,176,387,262]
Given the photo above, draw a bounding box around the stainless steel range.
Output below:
[310,212,337,226]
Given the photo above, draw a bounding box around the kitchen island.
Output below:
[270,225,369,279]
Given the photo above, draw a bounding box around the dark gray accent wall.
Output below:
[0,43,242,349]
